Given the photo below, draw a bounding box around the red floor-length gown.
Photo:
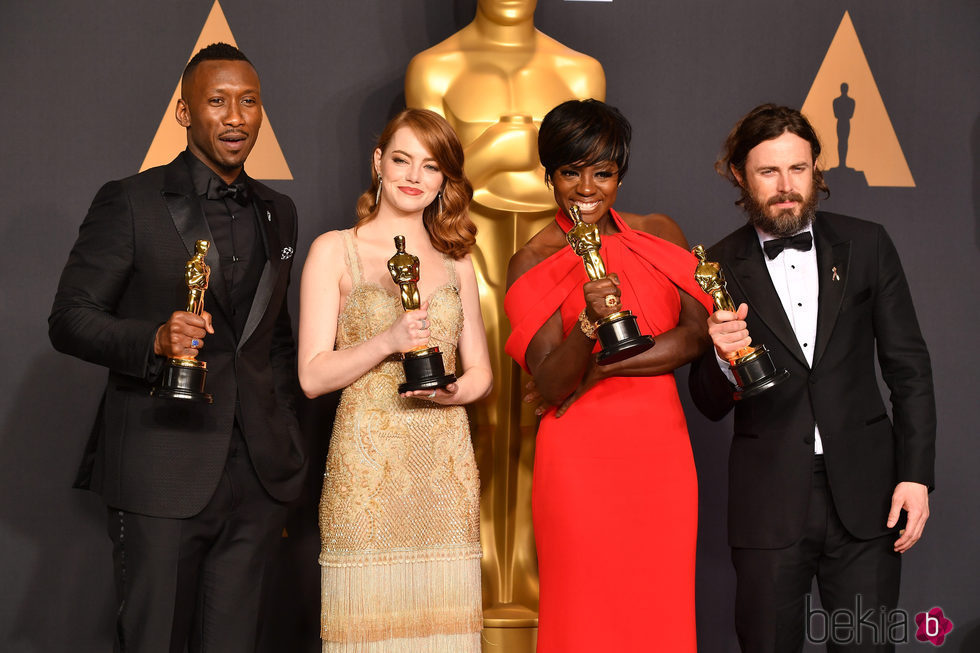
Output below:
[505,210,714,652]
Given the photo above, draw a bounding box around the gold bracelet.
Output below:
[578,309,598,340]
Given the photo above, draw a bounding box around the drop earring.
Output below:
[375,173,382,205]
[438,191,444,215]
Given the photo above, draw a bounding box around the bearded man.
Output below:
[689,104,935,653]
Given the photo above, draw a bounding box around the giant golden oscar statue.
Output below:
[406,2,605,649]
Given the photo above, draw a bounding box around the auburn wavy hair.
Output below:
[355,109,476,259]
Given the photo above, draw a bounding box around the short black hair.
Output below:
[182,42,252,84]
[538,99,632,181]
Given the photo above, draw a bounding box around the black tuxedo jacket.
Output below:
[50,154,306,518]
[689,212,935,549]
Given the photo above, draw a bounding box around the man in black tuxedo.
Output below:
[49,43,305,652]
[689,105,935,652]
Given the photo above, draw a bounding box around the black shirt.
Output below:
[181,150,266,340]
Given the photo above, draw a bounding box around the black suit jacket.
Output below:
[50,154,306,518]
[689,212,935,549]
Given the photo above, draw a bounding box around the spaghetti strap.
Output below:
[341,229,363,285]
[441,253,458,288]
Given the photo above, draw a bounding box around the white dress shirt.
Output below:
[715,226,823,453]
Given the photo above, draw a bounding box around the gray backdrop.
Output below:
[1,1,977,651]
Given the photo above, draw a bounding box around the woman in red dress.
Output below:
[505,100,714,651]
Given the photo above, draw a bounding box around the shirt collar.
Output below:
[181,149,247,197]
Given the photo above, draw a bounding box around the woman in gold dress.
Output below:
[298,109,492,652]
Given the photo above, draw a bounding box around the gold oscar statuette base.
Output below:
[482,603,538,652]
[729,344,789,400]
[152,357,213,403]
[398,346,457,394]
[595,310,655,366]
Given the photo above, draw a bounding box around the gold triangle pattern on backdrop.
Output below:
[801,11,914,187]
[139,0,292,180]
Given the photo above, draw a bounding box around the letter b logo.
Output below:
[915,607,953,646]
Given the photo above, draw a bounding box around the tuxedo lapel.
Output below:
[160,158,233,323]
[724,227,808,368]
[813,215,850,367]
[238,190,284,349]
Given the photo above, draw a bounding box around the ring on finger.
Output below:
[427,391,436,398]
[191,339,201,348]
[604,294,619,308]
[420,319,428,329]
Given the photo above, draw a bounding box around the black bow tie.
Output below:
[763,232,813,259]
[206,178,248,202]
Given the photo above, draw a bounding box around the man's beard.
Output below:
[741,183,819,237]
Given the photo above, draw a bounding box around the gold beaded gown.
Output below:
[319,230,482,652]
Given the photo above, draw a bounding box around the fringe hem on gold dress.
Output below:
[320,545,482,652]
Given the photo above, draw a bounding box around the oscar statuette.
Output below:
[151,239,213,403]
[566,205,655,365]
[387,235,457,394]
[693,244,789,399]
